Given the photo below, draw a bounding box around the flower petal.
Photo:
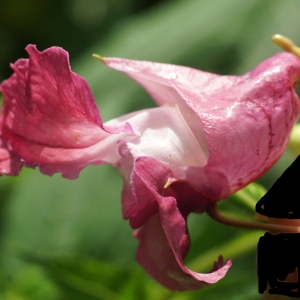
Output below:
[114,106,208,171]
[173,165,231,204]
[133,158,231,291]
[1,46,104,147]
[111,106,208,222]
[128,155,171,228]
[0,119,22,175]
[102,58,209,156]
[0,45,132,178]
[104,53,300,192]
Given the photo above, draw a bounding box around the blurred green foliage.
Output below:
[0,0,167,81]
[1,0,300,299]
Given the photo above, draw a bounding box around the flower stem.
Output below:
[206,202,300,233]
[206,203,300,299]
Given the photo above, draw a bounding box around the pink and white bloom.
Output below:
[0,45,300,291]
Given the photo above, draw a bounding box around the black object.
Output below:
[258,232,300,297]
[256,155,300,219]
[256,155,300,297]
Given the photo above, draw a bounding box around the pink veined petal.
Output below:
[0,45,133,178]
[133,156,231,291]
[1,46,103,148]
[103,53,300,192]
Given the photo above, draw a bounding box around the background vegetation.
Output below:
[0,0,299,299]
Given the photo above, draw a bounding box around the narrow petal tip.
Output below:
[92,53,106,63]
[272,34,300,58]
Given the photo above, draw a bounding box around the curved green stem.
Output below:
[206,202,300,233]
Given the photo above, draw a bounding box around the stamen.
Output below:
[206,202,300,233]
[272,34,300,58]
[164,178,174,189]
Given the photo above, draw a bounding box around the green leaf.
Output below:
[221,182,267,216]
[24,254,149,300]
[0,266,61,300]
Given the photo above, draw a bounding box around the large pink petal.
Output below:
[104,53,300,192]
[0,45,132,178]
[133,158,231,291]
[164,199,231,289]
[1,46,104,148]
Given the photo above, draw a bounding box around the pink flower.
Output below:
[0,45,300,291]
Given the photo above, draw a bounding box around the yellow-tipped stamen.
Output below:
[164,178,173,189]
[92,53,105,62]
[206,202,300,233]
[272,34,300,58]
